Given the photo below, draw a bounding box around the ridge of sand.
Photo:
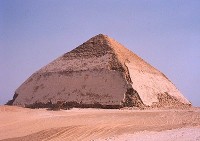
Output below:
[95,127,200,141]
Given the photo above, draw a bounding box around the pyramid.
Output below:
[10,34,191,108]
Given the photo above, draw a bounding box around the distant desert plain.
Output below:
[0,106,200,141]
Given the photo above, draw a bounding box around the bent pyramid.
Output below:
[11,34,191,108]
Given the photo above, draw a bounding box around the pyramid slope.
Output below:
[104,35,190,106]
[11,34,191,108]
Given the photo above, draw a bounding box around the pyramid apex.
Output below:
[93,33,109,39]
[96,33,108,36]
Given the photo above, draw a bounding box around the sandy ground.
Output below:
[0,106,200,141]
[95,128,200,141]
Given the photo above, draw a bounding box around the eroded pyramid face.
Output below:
[9,34,191,108]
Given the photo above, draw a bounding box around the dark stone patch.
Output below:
[5,93,19,105]
[151,92,192,109]
[122,88,144,108]
[109,55,125,72]
[33,86,40,93]
[25,101,122,110]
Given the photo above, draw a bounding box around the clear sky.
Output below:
[0,0,199,106]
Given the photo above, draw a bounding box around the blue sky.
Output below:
[0,0,200,106]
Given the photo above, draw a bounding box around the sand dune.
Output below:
[0,106,200,141]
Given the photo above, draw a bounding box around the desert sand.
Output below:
[0,106,200,141]
[96,127,200,141]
